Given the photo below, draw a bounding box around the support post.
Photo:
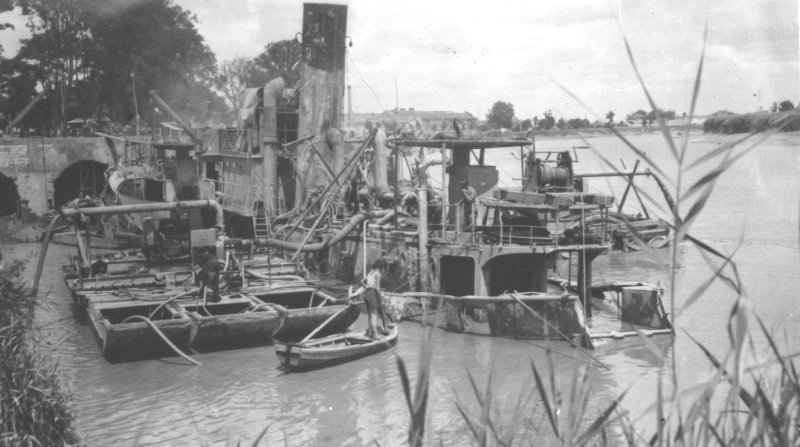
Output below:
[441,142,447,239]
[417,187,428,291]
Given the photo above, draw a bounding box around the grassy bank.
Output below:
[703,109,800,134]
[0,262,79,446]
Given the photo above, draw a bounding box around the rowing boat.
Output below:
[274,325,399,371]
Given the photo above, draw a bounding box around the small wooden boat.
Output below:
[275,325,399,371]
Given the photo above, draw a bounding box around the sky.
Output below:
[1,0,798,120]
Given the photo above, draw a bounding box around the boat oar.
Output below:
[299,304,352,344]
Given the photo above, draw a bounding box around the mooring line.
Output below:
[507,292,608,370]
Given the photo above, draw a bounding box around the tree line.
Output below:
[0,0,299,136]
[485,101,689,131]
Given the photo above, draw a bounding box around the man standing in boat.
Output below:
[196,252,222,303]
[459,180,477,230]
[363,260,390,339]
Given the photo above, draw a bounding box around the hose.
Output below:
[119,315,200,366]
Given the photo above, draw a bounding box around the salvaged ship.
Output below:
[36,3,673,359]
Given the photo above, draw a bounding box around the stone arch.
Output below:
[0,171,20,217]
[52,160,109,208]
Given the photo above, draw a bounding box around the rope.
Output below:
[347,52,386,111]
[120,315,200,366]
[536,165,572,187]
[507,291,607,370]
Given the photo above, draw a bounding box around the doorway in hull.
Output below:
[53,160,109,208]
[440,255,475,296]
[0,172,20,217]
[483,253,549,296]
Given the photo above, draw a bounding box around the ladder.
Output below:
[252,202,271,242]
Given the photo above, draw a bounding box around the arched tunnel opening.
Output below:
[53,160,109,208]
[0,172,20,217]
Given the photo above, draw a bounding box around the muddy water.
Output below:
[7,131,800,445]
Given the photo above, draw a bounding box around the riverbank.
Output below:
[703,109,800,134]
[0,261,78,446]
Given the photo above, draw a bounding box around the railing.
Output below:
[421,202,611,247]
[204,178,271,217]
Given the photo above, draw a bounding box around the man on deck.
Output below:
[362,260,390,339]
[459,180,477,230]
[196,252,222,303]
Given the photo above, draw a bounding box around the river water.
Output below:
[6,130,799,445]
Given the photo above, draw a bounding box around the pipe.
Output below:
[375,210,398,225]
[262,78,285,210]
[59,199,225,231]
[148,90,198,144]
[417,187,428,291]
[362,219,370,280]
[281,128,377,242]
[575,170,650,178]
[326,128,346,181]
[6,91,46,134]
[32,214,62,292]
[120,315,200,366]
[372,128,389,194]
[261,213,367,252]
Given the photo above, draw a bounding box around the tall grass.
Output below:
[395,16,800,446]
[0,261,78,446]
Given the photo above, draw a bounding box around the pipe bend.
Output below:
[262,213,367,252]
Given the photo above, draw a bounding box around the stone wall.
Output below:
[0,137,113,216]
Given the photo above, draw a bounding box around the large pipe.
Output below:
[372,128,389,194]
[148,90,198,144]
[417,187,428,291]
[5,90,46,134]
[326,128,346,180]
[260,213,367,252]
[262,78,285,210]
[59,199,225,231]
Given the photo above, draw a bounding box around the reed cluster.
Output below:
[703,109,800,134]
[0,262,78,446]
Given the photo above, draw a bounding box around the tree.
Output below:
[0,0,15,55]
[520,118,532,131]
[88,0,224,124]
[215,57,269,109]
[538,110,555,130]
[606,110,615,123]
[255,39,302,87]
[778,100,794,112]
[486,101,515,129]
[5,0,225,132]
